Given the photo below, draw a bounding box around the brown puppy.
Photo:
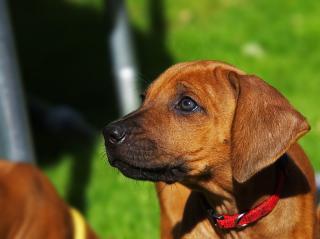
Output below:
[103,61,319,238]
[0,159,98,239]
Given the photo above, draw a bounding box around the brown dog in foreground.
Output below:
[0,159,98,239]
[104,61,319,238]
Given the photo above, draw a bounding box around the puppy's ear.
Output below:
[228,71,310,183]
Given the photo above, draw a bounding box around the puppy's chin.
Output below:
[110,158,188,184]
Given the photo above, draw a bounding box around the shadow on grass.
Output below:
[9,0,115,213]
[9,0,173,212]
[132,0,174,86]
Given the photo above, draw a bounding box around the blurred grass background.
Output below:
[8,0,320,238]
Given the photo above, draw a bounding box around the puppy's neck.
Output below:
[200,162,278,216]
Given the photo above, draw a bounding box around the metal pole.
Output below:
[0,0,35,163]
[109,0,140,116]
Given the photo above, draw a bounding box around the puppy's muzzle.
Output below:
[103,119,188,183]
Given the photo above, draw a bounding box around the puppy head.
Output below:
[103,61,309,185]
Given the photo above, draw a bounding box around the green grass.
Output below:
[10,0,320,238]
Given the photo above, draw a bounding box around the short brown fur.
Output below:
[0,160,98,239]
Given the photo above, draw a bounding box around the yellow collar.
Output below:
[70,207,86,239]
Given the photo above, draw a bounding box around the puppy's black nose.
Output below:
[103,124,126,144]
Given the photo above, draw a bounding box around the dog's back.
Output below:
[0,159,98,239]
[318,206,320,236]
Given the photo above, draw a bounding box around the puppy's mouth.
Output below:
[110,159,188,184]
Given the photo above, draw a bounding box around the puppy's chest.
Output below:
[179,227,261,239]
[179,218,218,239]
[179,220,268,239]
[179,219,313,239]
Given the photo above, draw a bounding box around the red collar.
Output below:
[207,168,285,230]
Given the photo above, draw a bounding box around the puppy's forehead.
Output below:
[146,61,244,98]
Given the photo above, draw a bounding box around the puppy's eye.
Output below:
[176,97,198,112]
